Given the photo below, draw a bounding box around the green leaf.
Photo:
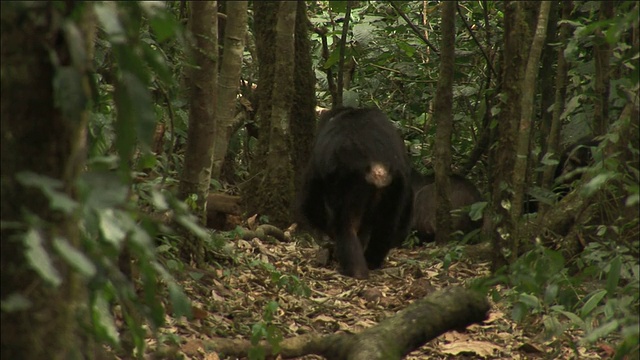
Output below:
[123,72,156,147]
[24,229,62,287]
[582,172,616,196]
[581,290,607,317]
[53,237,96,278]
[557,310,586,329]
[168,281,192,319]
[544,283,559,304]
[606,256,622,294]
[176,214,210,240]
[92,291,120,346]
[16,172,78,214]
[583,320,620,343]
[98,209,127,247]
[95,2,126,43]
[53,67,87,122]
[80,171,129,209]
[1,293,32,312]
[519,293,541,309]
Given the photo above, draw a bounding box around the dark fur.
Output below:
[412,174,482,243]
[298,107,413,279]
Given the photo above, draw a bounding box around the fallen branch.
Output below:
[205,287,490,359]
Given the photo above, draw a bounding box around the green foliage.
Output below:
[496,240,639,357]
[1,2,209,357]
[249,301,284,360]
[250,261,311,297]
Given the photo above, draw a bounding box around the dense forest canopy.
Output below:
[1,1,638,359]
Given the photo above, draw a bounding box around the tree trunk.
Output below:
[593,1,614,137]
[211,1,248,180]
[510,1,551,258]
[433,2,455,245]
[290,1,317,196]
[538,1,573,218]
[244,1,297,228]
[203,287,489,359]
[485,1,527,271]
[1,2,95,358]
[179,1,218,263]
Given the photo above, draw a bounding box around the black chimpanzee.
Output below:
[297,107,413,279]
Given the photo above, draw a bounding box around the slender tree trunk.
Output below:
[179,1,218,263]
[510,1,551,259]
[433,1,455,244]
[290,1,317,196]
[593,1,614,137]
[1,2,95,358]
[212,1,248,180]
[485,1,527,271]
[538,1,574,218]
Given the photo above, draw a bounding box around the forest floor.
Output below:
[143,228,611,360]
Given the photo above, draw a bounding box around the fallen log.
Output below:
[204,287,490,359]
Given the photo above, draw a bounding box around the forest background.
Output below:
[1,1,638,359]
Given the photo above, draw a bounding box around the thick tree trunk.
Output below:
[244,1,297,228]
[204,287,489,359]
[179,1,218,263]
[211,1,248,180]
[433,2,455,245]
[1,2,95,358]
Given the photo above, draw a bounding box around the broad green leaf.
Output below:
[581,290,607,317]
[92,291,120,346]
[544,283,559,304]
[53,237,96,278]
[1,293,32,312]
[583,320,620,343]
[519,293,541,309]
[54,67,87,122]
[168,281,192,319]
[176,215,210,240]
[80,171,129,209]
[95,2,126,43]
[24,229,62,287]
[98,209,127,247]
[16,171,63,189]
[606,256,622,294]
[582,172,616,196]
[121,71,157,148]
[557,310,586,329]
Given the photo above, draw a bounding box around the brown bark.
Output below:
[433,2,455,245]
[211,1,248,179]
[203,287,489,359]
[510,1,551,258]
[243,1,297,228]
[179,1,218,263]
[593,1,614,137]
[1,2,95,358]
[485,1,527,271]
[538,1,574,218]
[290,1,317,196]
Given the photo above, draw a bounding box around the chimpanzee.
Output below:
[554,137,600,192]
[412,174,483,243]
[525,137,600,212]
[297,107,413,279]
